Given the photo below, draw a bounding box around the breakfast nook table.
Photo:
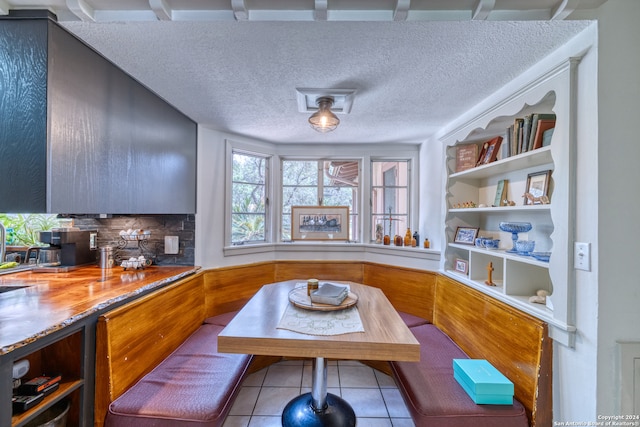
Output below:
[218,280,420,427]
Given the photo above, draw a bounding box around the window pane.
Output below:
[323,161,359,187]
[232,151,267,245]
[282,214,292,241]
[372,214,407,241]
[233,153,265,184]
[371,160,410,243]
[282,186,318,211]
[232,213,265,243]
[323,187,355,209]
[282,161,318,186]
[282,159,360,242]
[232,183,265,213]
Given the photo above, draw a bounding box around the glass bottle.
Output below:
[404,228,412,246]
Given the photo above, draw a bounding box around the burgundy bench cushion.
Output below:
[106,324,251,427]
[203,311,240,326]
[391,324,529,427]
[397,311,430,328]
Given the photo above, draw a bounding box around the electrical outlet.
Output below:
[574,242,591,271]
[164,236,179,254]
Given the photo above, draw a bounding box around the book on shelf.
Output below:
[532,119,556,149]
[494,179,508,207]
[456,144,479,172]
[522,115,532,153]
[509,113,556,155]
[528,113,556,151]
[505,124,515,158]
[542,128,554,147]
[513,118,524,155]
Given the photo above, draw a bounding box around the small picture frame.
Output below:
[476,136,503,166]
[291,206,350,241]
[524,170,552,205]
[454,258,469,275]
[454,226,479,245]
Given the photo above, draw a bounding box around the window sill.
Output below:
[223,241,440,262]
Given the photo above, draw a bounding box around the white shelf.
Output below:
[441,60,580,347]
[449,204,551,214]
[450,146,552,180]
[449,243,551,268]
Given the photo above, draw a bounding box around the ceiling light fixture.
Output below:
[308,96,340,133]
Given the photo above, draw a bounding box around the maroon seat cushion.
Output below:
[106,324,251,427]
[391,324,528,427]
[203,311,239,327]
[397,311,430,328]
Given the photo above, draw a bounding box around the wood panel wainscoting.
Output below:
[94,261,550,427]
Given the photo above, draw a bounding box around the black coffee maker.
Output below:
[39,229,97,267]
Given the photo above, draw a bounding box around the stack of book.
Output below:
[505,113,555,158]
[310,283,349,305]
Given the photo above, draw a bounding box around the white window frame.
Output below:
[225,140,273,247]
[370,158,413,243]
[280,158,361,242]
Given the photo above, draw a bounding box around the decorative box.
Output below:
[453,359,514,405]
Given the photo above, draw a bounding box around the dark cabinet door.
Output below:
[0,17,197,214]
[47,24,197,214]
[0,20,48,212]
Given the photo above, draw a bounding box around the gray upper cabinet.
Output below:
[0,12,197,214]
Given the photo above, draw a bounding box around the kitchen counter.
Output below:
[0,265,200,355]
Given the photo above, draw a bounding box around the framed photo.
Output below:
[291,206,350,241]
[454,226,479,245]
[476,136,503,166]
[454,258,469,275]
[524,170,552,205]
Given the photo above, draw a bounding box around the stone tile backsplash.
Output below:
[73,214,194,266]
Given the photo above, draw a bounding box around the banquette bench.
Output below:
[94,261,551,427]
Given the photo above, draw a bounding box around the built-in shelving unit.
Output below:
[440,58,582,347]
[8,327,88,427]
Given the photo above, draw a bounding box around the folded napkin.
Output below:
[310,282,349,305]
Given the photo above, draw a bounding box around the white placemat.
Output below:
[277,302,365,336]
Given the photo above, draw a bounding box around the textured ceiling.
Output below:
[61,19,592,144]
[2,1,599,144]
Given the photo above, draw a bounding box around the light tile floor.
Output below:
[222,359,415,427]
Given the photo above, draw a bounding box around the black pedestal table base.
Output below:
[281,357,356,427]
[282,392,356,427]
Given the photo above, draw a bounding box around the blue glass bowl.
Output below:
[499,222,532,233]
[515,240,535,254]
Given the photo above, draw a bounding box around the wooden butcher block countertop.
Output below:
[0,265,200,355]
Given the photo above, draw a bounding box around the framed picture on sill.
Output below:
[476,136,503,166]
[454,258,469,275]
[453,226,479,245]
[291,206,350,241]
[524,170,552,205]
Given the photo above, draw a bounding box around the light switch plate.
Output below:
[165,236,179,254]
[574,242,591,271]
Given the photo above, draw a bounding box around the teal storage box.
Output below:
[453,359,514,405]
